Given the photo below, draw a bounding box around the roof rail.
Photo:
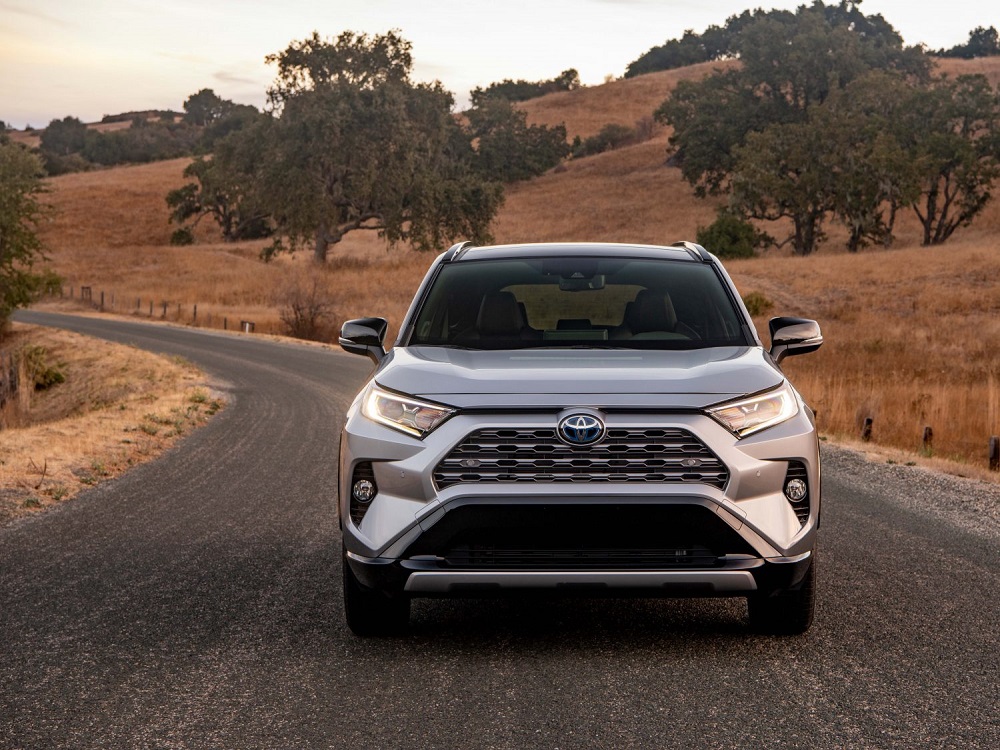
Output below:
[442,240,474,262]
[670,241,712,262]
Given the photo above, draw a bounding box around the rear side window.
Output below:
[408,257,748,350]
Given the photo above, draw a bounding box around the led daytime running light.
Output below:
[362,385,455,438]
[708,383,798,438]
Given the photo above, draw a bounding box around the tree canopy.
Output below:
[937,26,1000,59]
[625,1,907,78]
[465,99,569,183]
[652,1,1000,254]
[0,142,59,334]
[169,31,570,261]
[251,31,504,261]
[470,69,580,107]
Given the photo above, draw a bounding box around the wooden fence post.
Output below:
[861,417,873,442]
[193,304,197,324]
[990,436,999,472]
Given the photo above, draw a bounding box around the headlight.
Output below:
[362,384,455,438]
[707,382,799,438]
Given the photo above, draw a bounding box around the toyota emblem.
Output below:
[557,413,606,446]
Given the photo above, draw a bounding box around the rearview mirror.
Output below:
[340,317,388,365]
[768,317,823,364]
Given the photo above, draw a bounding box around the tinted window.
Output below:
[408,257,748,349]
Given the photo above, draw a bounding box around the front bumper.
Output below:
[346,548,813,597]
[339,398,820,597]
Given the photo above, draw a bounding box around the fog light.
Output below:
[784,478,807,502]
[352,479,376,504]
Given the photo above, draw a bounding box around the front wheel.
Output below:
[748,553,816,635]
[342,545,410,636]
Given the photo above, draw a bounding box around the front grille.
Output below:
[434,427,728,489]
[403,504,757,570]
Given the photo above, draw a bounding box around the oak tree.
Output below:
[0,140,59,333]
[257,31,503,262]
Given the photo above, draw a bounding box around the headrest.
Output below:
[628,290,677,333]
[477,291,523,336]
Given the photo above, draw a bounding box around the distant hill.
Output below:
[26,55,1000,470]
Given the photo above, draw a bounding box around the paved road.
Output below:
[2,311,997,749]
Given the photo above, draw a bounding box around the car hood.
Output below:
[374,346,783,409]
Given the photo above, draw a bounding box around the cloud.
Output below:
[156,51,213,66]
[214,70,261,87]
[0,1,77,29]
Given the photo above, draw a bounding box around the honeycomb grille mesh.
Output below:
[434,427,728,489]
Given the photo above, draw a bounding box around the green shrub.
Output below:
[742,291,774,317]
[696,210,771,259]
[170,227,194,245]
[20,345,66,390]
[571,123,637,158]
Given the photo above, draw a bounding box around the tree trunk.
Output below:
[847,226,862,253]
[883,201,897,248]
[314,224,330,263]
[920,182,938,246]
[794,214,819,256]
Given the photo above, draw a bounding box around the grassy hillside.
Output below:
[29,56,1000,472]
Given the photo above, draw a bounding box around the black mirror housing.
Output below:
[340,317,388,364]
[768,317,823,364]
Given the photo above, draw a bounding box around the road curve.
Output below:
[2,310,997,749]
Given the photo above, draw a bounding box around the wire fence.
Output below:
[58,285,275,336]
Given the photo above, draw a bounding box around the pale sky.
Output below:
[1,0,995,129]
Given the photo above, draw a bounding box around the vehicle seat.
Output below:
[630,290,677,333]
[476,292,541,339]
[611,290,695,340]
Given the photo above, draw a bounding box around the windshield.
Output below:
[407,257,750,350]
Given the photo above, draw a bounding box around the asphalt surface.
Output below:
[2,310,998,749]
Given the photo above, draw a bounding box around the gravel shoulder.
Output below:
[822,442,1000,541]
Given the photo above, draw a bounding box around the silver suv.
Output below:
[338,242,823,635]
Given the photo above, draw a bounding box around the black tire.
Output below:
[342,546,410,636]
[747,553,816,635]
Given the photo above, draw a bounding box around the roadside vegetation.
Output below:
[0,325,222,526]
[0,132,61,334]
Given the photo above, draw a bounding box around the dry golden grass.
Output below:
[28,55,1000,474]
[495,138,722,244]
[935,57,1000,87]
[8,130,41,149]
[728,238,1000,468]
[520,61,738,140]
[0,324,222,525]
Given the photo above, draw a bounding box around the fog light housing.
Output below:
[784,478,807,502]
[349,462,377,526]
[352,479,375,503]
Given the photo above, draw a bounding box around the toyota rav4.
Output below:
[338,241,823,635]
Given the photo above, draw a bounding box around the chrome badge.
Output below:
[557,413,606,446]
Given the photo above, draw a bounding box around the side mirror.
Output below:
[768,317,823,364]
[339,317,388,365]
